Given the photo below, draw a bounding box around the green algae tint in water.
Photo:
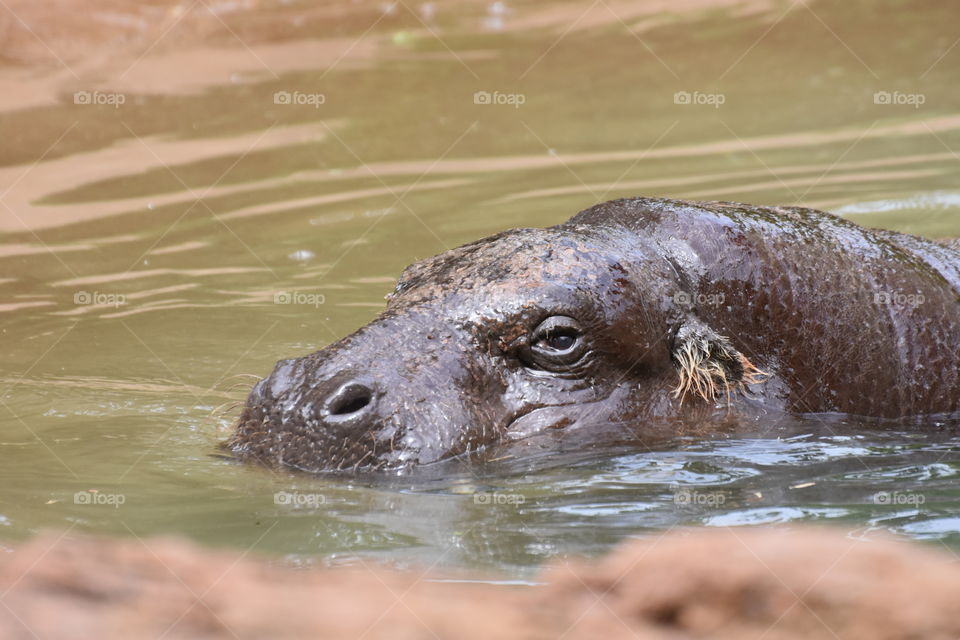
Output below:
[1,0,960,576]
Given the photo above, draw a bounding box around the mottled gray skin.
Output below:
[225,197,960,474]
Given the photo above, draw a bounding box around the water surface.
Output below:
[1,0,959,575]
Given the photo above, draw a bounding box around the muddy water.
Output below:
[1,0,960,574]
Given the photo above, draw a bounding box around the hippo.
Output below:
[224,197,960,474]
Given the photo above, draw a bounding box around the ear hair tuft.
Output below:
[672,321,767,405]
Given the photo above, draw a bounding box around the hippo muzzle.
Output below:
[232,308,517,472]
[225,224,699,473]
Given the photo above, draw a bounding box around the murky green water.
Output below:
[2,0,959,575]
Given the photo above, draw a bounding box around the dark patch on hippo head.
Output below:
[223,225,760,474]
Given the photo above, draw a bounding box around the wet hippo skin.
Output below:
[225,197,960,473]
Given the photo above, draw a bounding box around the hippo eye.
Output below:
[543,333,576,351]
[526,316,586,369]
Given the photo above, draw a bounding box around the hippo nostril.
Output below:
[332,393,370,415]
[326,382,374,417]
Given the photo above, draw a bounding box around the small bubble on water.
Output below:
[288,250,315,262]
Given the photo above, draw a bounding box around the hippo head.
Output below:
[225,224,762,473]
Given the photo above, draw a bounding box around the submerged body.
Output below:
[226,197,960,473]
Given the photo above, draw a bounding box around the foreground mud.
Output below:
[1,527,958,639]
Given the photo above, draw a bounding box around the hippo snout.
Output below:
[249,358,300,406]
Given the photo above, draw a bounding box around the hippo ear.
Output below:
[671,319,766,405]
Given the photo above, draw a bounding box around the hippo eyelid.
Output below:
[524,315,589,370]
